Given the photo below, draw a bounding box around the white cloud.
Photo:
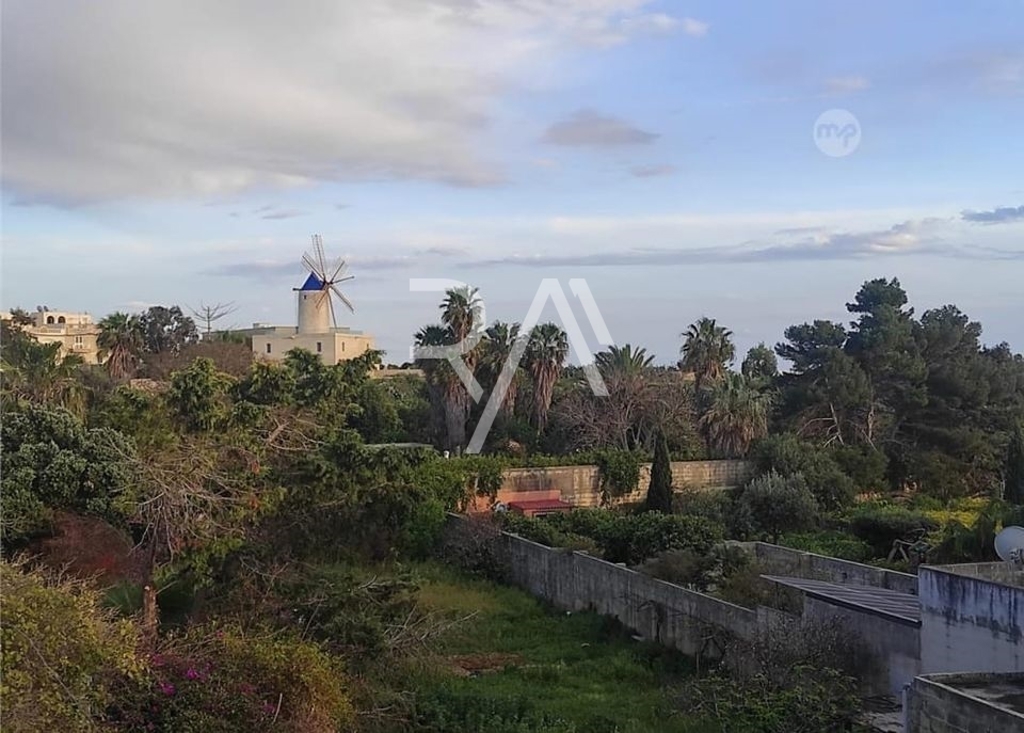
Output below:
[680,17,710,37]
[542,109,659,146]
[823,75,871,95]
[630,163,677,177]
[1,0,691,205]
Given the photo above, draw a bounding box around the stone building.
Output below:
[228,272,375,365]
[1,308,103,364]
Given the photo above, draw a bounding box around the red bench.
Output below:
[505,489,572,517]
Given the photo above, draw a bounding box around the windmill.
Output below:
[295,234,355,334]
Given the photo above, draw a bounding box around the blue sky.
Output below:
[2,0,1022,364]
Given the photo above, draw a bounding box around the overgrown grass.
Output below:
[390,562,714,732]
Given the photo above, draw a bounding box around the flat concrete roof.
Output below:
[922,673,1024,718]
[764,575,920,624]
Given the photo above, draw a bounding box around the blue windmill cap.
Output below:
[299,272,324,290]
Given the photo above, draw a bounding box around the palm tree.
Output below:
[680,317,735,389]
[596,344,655,380]
[525,323,568,431]
[481,321,522,417]
[1,338,86,415]
[440,286,482,358]
[98,312,143,381]
[415,324,468,452]
[699,373,771,457]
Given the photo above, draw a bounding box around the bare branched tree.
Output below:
[188,301,239,335]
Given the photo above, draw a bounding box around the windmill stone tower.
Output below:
[246,234,375,364]
[296,272,331,334]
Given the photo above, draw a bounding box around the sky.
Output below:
[2,0,1023,365]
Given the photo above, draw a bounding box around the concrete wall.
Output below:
[495,459,751,509]
[498,527,758,657]
[931,562,1024,587]
[741,541,919,595]
[919,566,1024,675]
[907,673,1024,733]
[803,597,920,696]
[452,516,922,697]
[252,331,375,365]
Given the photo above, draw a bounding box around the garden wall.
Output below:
[448,516,918,696]
[491,459,751,509]
[737,542,919,595]
[907,673,1024,732]
[919,565,1024,676]
[494,522,758,657]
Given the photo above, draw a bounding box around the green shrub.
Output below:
[498,509,723,565]
[639,548,716,589]
[846,503,938,557]
[732,471,819,542]
[413,687,579,732]
[831,444,888,492]
[594,449,643,501]
[544,509,723,565]
[779,530,873,562]
[109,626,353,733]
[1,405,137,545]
[715,562,775,609]
[673,488,732,527]
[0,560,142,733]
[640,544,749,592]
[751,434,859,509]
[683,667,859,733]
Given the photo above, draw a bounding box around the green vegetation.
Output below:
[399,564,710,733]
[645,430,674,513]
[2,276,1022,731]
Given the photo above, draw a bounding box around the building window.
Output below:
[266,343,272,354]
[74,335,83,347]
[58,316,66,324]
[46,316,55,324]
[316,341,322,353]
[341,342,346,352]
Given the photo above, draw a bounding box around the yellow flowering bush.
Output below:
[0,560,142,733]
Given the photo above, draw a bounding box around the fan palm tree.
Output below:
[699,373,771,457]
[440,286,482,358]
[525,323,568,431]
[481,321,522,417]
[1,338,86,415]
[98,312,143,381]
[680,317,735,389]
[415,324,469,452]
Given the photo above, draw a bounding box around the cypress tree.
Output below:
[645,431,674,513]
[1007,423,1024,505]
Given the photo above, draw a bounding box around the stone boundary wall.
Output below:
[495,459,752,509]
[495,522,758,657]
[919,566,1024,675]
[907,673,1024,733]
[447,516,917,696]
[736,541,919,595]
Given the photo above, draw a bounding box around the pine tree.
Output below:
[1006,423,1024,505]
[644,431,674,513]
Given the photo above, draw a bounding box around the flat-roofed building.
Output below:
[1,308,103,364]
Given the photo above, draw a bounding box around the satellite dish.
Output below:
[994,526,1024,565]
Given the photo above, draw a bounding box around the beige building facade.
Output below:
[1,309,103,364]
[244,324,375,365]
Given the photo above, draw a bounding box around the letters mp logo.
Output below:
[814,108,861,157]
[409,278,613,454]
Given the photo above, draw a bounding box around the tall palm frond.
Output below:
[525,323,569,431]
[699,372,771,457]
[680,317,735,389]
